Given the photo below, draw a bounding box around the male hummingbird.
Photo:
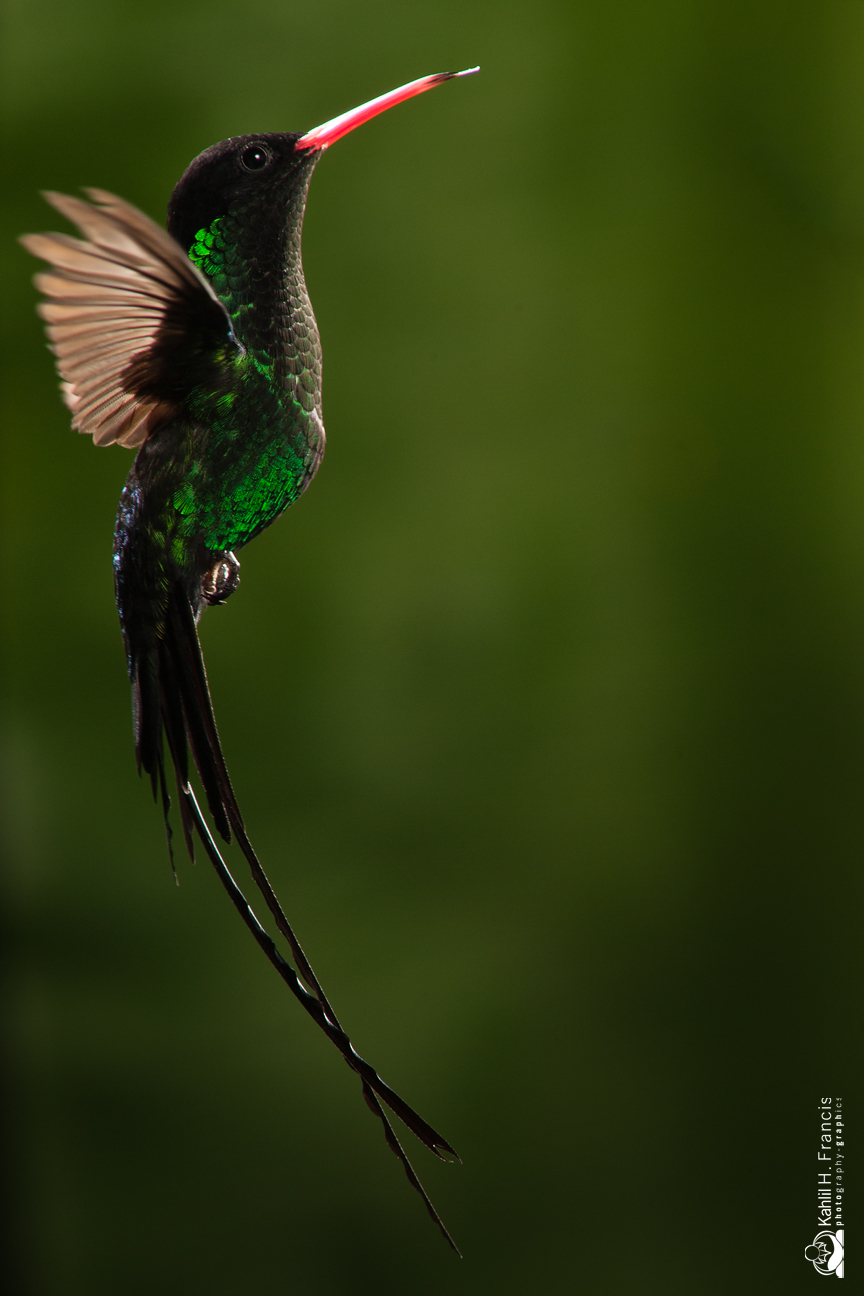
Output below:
[21,67,478,1252]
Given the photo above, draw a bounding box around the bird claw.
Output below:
[201,551,240,605]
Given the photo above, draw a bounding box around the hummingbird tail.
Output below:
[137,577,460,1249]
[180,782,461,1255]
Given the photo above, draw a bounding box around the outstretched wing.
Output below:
[20,188,236,448]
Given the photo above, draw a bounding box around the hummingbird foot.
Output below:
[201,551,240,605]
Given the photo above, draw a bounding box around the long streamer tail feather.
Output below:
[183,784,460,1255]
[134,576,459,1248]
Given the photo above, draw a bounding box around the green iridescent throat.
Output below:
[190,218,275,383]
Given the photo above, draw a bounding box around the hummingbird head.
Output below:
[165,69,479,406]
[167,132,314,254]
[166,68,479,253]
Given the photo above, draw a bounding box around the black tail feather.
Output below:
[361,1080,461,1256]
[164,585,343,1017]
[158,654,196,864]
[138,577,459,1247]
[161,587,233,843]
[133,650,162,801]
[155,747,178,884]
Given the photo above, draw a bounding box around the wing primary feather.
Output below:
[39,302,163,324]
[47,322,158,342]
[22,189,236,449]
[62,353,150,396]
[21,234,184,291]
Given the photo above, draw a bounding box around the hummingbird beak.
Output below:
[295,67,479,152]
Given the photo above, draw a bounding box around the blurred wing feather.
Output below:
[21,190,235,448]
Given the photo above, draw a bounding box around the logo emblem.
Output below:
[805,1230,845,1278]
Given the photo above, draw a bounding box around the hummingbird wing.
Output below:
[20,189,235,449]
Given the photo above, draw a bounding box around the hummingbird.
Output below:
[21,67,478,1253]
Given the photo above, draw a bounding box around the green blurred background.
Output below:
[1,1,861,1291]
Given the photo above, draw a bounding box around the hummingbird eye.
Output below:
[240,145,270,172]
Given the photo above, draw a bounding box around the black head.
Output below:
[167,133,317,252]
[166,70,479,252]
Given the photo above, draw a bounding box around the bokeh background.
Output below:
[1,1,862,1291]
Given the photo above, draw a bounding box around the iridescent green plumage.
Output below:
[178,200,325,551]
